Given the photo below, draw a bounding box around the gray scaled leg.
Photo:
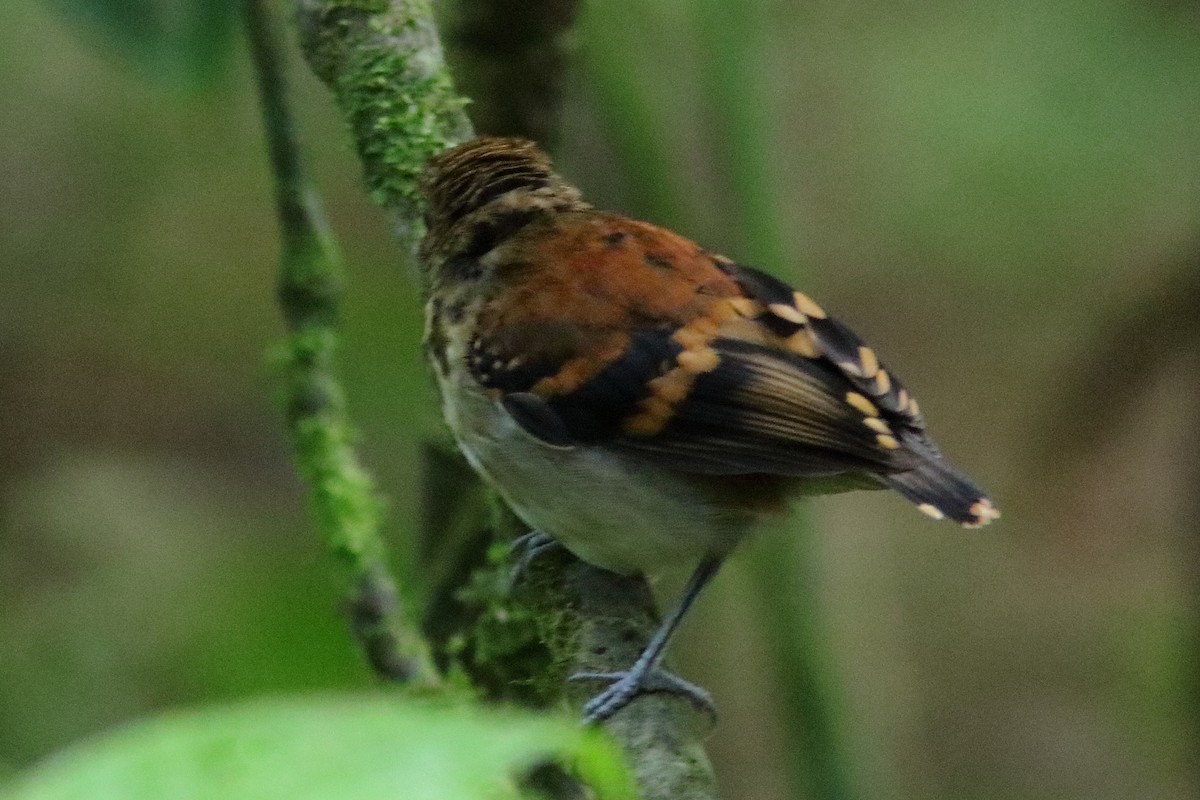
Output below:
[569,556,723,724]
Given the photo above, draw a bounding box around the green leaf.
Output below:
[46,0,238,88]
[2,695,635,800]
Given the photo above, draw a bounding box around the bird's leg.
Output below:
[569,556,723,724]
[508,530,564,585]
[570,669,715,719]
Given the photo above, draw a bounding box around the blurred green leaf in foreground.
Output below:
[1,695,635,800]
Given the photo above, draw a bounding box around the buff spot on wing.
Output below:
[640,395,673,418]
[673,327,709,350]
[845,391,880,417]
[786,329,819,358]
[678,348,721,373]
[793,292,827,319]
[917,503,945,520]
[907,397,921,417]
[672,308,723,349]
[857,346,879,378]
[532,359,597,395]
[628,307,730,435]
[769,302,806,325]
[532,338,627,396]
[623,348,718,435]
[624,396,675,436]
[897,388,910,412]
[966,499,1001,528]
[838,360,864,378]
[714,299,748,324]
[710,317,773,348]
[646,371,692,404]
[692,315,721,337]
[874,369,891,394]
[729,297,760,318]
[876,433,899,450]
[863,417,891,434]
[672,297,748,351]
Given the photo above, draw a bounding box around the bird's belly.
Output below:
[444,385,750,575]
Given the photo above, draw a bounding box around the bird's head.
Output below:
[421,137,581,225]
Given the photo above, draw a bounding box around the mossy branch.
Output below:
[295,0,473,260]
[244,0,435,684]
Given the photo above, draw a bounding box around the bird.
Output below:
[418,136,999,724]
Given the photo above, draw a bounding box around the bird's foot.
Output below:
[507,530,563,587]
[569,668,716,725]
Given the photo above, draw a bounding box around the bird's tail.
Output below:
[883,432,1000,528]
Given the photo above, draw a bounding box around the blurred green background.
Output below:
[2,0,1198,798]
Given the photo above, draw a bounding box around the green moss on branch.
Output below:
[296,0,472,256]
[246,0,435,683]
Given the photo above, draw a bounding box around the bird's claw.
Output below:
[570,668,716,725]
[507,530,562,588]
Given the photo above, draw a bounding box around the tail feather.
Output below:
[884,433,1000,528]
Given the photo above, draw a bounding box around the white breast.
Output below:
[432,328,751,575]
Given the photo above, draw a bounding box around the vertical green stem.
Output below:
[744,529,855,800]
[244,0,436,684]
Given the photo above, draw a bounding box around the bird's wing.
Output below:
[469,212,915,477]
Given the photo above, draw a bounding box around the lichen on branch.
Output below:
[245,0,436,684]
[296,0,473,255]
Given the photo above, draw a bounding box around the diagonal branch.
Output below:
[295,0,473,262]
[244,0,436,684]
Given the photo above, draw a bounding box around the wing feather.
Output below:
[470,218,924,477]
[458,209,995,524]
[612,337,914,475]
[714,261,927,430]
